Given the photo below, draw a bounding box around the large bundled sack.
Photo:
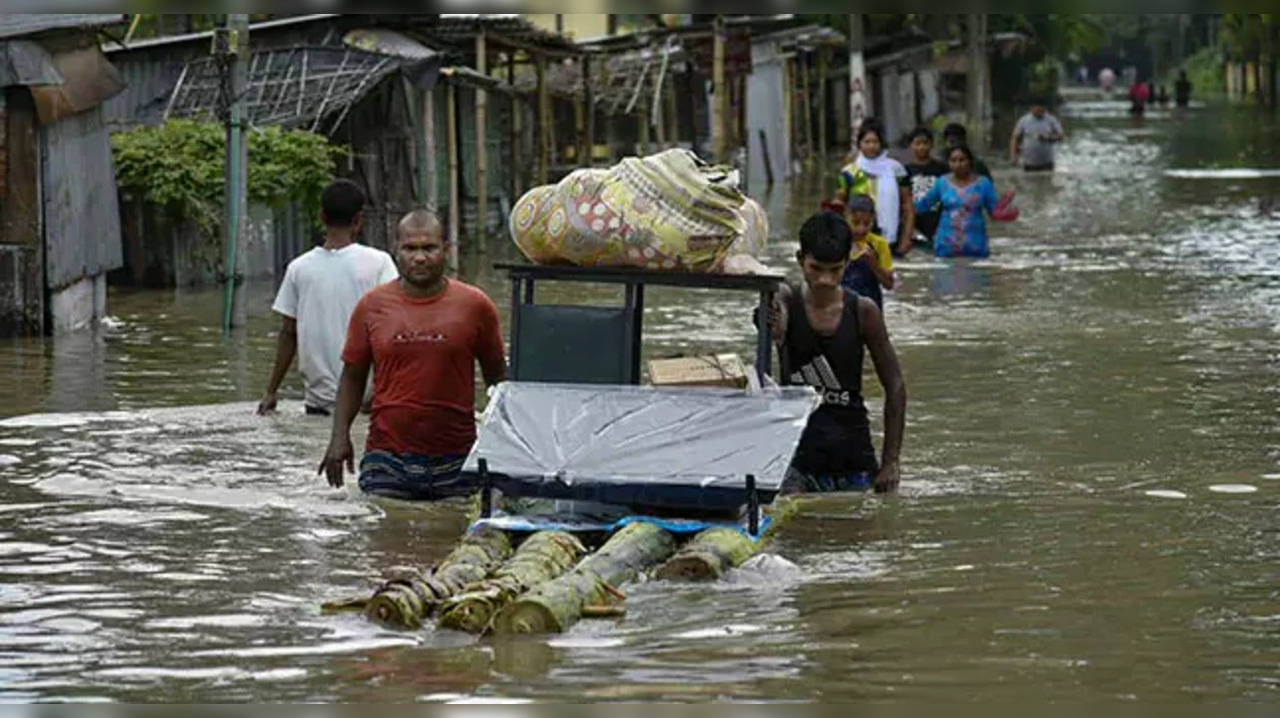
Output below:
[509,149,768,273]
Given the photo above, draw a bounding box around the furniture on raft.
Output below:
[495,263,783,386]
[457,264,805,539]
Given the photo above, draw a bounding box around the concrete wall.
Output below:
[115,200,290,289]
[48,274,106,334]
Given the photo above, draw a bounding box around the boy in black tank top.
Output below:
[773,211,907,493]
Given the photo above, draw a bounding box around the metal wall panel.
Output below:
[745,38,788,188]
[101,54,188,129]
[41,105,123,290]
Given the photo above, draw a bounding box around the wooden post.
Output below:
[848,13,868,154]
[222,13,249,331]
[758,129,774,185]
[536,53,549,185]
[446,81,460,270]
[404,77,426,206]
[639,94,650,155]
[574,79,586,165]
[654,80,666,148]
[966,13,990,146]
[738,75,747,150]
[800,51,813,161]
[423,88,436,208]
[475,31,488,252]
[508,54,521,199]
[712,15,727,162]
[817,46,828,160]
[583,55,595,165]
[664,74,678,148]
[782,57,794,170]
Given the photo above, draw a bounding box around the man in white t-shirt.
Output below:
[257,179,399,415]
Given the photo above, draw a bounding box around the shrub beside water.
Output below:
[111,119,343,235]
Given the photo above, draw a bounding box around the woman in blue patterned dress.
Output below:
[914,144,1003,258]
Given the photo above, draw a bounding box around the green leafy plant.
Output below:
[1179,45,1225,96]
[111,119,343,235]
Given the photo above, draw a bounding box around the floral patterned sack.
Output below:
[509,149,767,273]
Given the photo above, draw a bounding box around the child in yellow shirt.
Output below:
[837,194,895,308]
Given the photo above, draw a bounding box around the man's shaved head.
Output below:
[398,209,443,239]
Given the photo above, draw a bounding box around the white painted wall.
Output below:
[49,273,106,334]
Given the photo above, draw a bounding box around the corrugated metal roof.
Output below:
[0,14,124,40]
[422,14,578,54]
[102,14,338,53]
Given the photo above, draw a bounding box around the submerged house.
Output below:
[0,14,127,337]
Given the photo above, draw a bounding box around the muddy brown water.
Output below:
[1,101,1278,701]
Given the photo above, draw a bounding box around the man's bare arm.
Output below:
[258,316,297,414]
[480,354,507,388]
[318,361,371,488]
[770,282,792,349]
[898,186,915,255]
[859,297,906,490]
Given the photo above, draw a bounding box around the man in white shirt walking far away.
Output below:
[258,179,399,416]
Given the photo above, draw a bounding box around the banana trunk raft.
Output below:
[325,520,765,636]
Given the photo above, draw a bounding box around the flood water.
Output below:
[2,99,1278,702]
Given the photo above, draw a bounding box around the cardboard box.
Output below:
[647,353,749,389]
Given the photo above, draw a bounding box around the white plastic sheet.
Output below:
[461,382,819,512]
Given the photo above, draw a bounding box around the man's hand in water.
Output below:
[318,434,354,488]
[873,460,900,493]
[256,392,277,415]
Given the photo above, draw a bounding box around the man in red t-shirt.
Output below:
[318,209,506,499]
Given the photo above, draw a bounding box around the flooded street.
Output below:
[2,99,1279,701]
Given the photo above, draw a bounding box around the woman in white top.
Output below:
[836,119,915,256]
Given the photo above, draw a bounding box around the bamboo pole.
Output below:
[221,13,248,332]
[817,46,828,160]
[475,31,488,252]
[423,87,436,208]
[782,57,793,173]
[638,95,650,155]
[712,15,726,162]
[664,74,678,148]
[848,12,868,153]
[536,53,549,185]
[759,129,774,185]
[509,54,521,199]
[583,55,595,165]
[403,77,425,206]
[446,82,460,269]
[799,51,813,162]
[654,84,666,149]
[574,87,586,165]
[733,75,744,152]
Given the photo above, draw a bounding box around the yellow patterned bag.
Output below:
[509,149,767,273]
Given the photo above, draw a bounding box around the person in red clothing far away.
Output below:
[318,209,507,500]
